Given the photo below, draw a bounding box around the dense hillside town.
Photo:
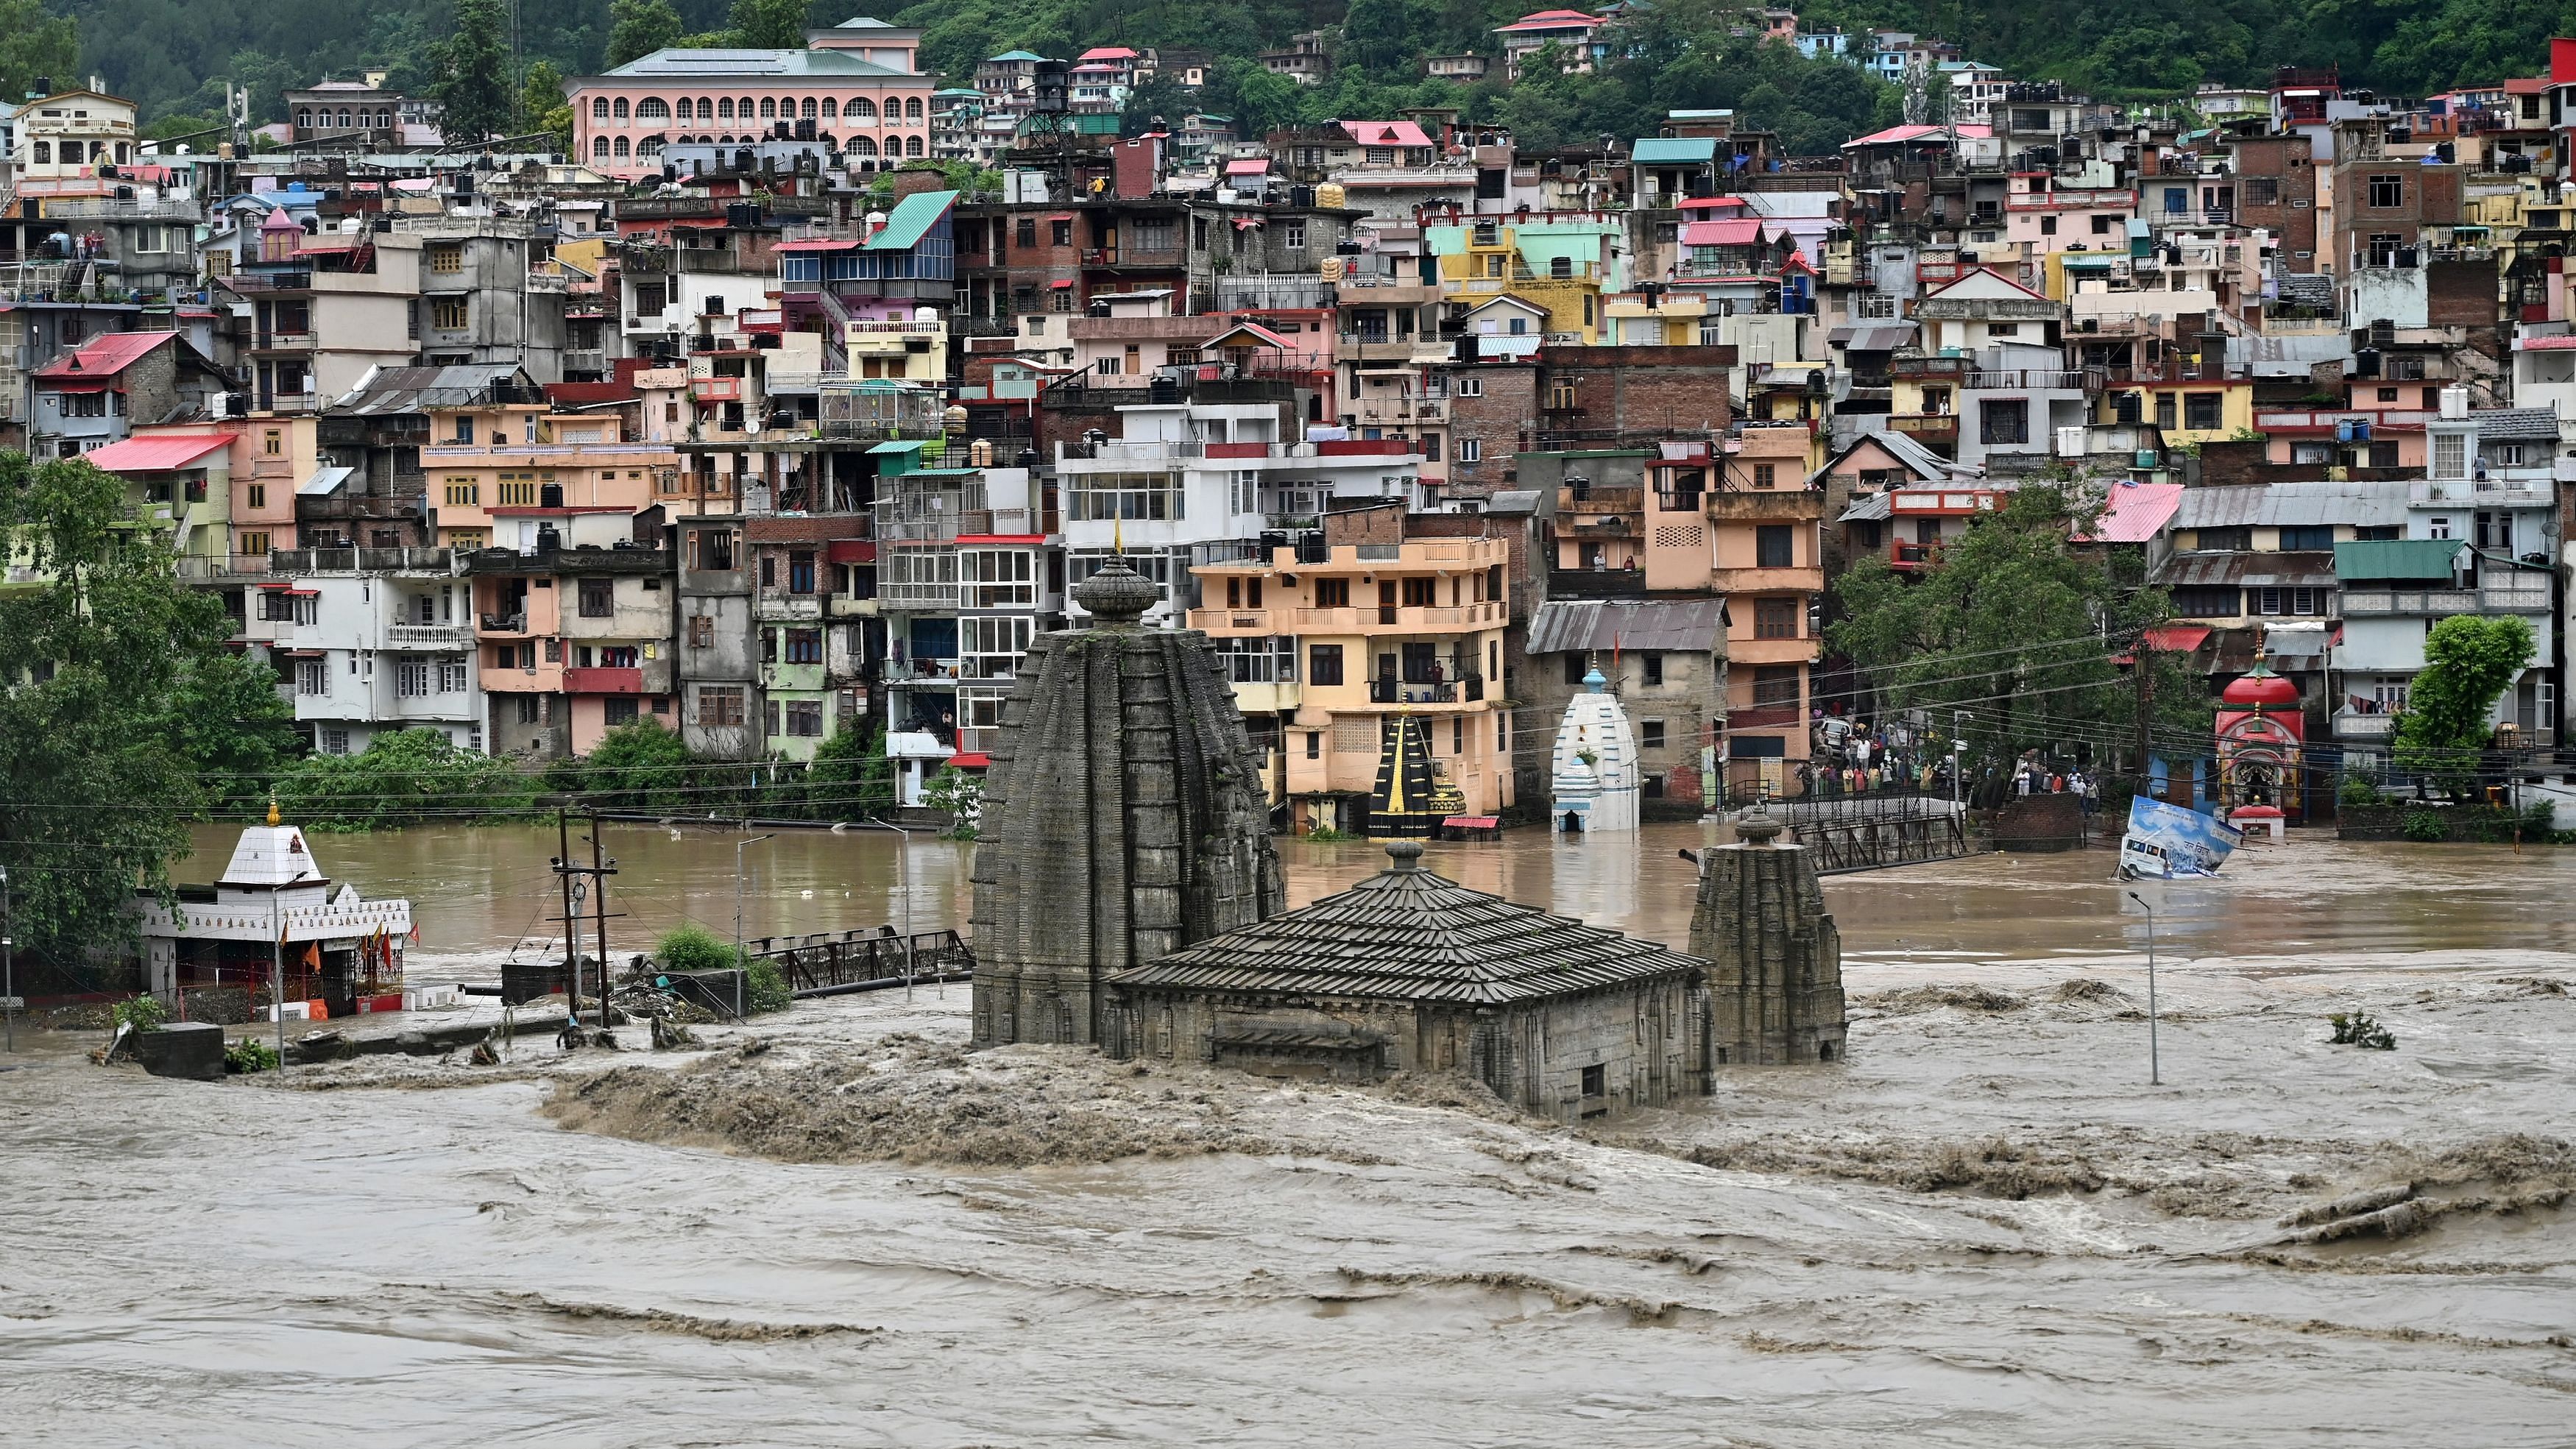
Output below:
[6,10,2576,832]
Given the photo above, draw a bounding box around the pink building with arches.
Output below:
[564,17,936,181]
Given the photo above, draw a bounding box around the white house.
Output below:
[245,548,486,756]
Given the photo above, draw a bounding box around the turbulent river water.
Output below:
[4,825,2573,1446]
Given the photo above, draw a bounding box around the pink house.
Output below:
[565,17,936,180]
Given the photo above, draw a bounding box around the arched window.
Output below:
[639,135,664,156]
[713,98,732,120]
[297,110,311,129]
[759,97,776,118]
[613,137,631,158]
[637,97,669,120]
[819,98,836,120]
[612,98,629,121]
[339,109,353,127]
[801,97,817,119]
[905,96,923,120]
[738,96,754,117]
[592,98,609,120]
[846,135,877,157]
[845,96,875,120]
[693,97,712,120]
[592,136,609,158]
[906,135,924,156]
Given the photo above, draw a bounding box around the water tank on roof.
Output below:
[539,482,565,509]
[1317,182,1345,209]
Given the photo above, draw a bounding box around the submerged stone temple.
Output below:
[1688,805,1848,1063]
[1105,840,1713,1119]
[1549,666,1641,836]
[969,559,1285,1047]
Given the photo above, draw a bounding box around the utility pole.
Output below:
[2,865,13,1054]
[546,801,622,1029]
[2134,636,2156,796]
[588,811,617,990]
[553,803,576,1016]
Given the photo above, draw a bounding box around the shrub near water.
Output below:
[655,925,791,1013]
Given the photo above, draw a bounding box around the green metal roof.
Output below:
[988,49,1047,62]
[866,189,956,251]
[1632,137,1717,164]
[867,439,927,454]
[2334,538,2463,581]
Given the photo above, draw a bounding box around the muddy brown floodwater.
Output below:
[4,826,2572,1447]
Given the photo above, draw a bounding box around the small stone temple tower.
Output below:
[1688,802,1847,1063]
[969,558,1285,1047]
[1549,667,1640,835]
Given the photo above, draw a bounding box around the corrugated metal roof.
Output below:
[1838,491,1892,522]
[1632,137,1717,164]
[2152,550,2338,587]
[1526,598,1727,653]
[868,190,956,252]
[1826,322,1917,352]
[2170,480,2410,530]
[2333,538,2465,581]
[327,364,532,416]
[1111,849,1705,1005]
[2086,480,2184,543]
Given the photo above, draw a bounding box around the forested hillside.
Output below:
[18,0,2573,144]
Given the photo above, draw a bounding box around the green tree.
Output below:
[431,0,514,145]
[0,0,79,102]
[518,58,573,151]
[542,717,699,809]
[1827,484,2204,771]
[607,0,689,68]
[728,0,816,49]
[274,727,538,829]
[2393,614,2536,796]
[158,651,302,818]
[808,722,894,820]
[0,453,266,969]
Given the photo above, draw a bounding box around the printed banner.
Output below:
[2118,796,2244,879]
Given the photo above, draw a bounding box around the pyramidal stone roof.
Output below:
[1113,842,1705,1005]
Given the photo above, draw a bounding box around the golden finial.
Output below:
[267,795,281,827]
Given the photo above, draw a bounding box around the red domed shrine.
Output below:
[2216,664,2304,832]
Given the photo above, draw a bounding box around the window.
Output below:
[297,660,329,695]
[578,578,614,617]
[428,244,464,274]
[698,684,746,726]
[439,659,470,693]
[1283,219,1306,250]
[2432,433,2466,479]
[2170,584,2241,616]
[785,628,822,664]
[2184,392,2223,431]
[1306,731,1321,759]
[1062,470,1183,521]
[2427,516,2452,540]
[1549,379,1578,410]
[395,658,432,698]
[1751,463,1777,489]
[692,528,736,571]
[1755,524,1794,568]
[788,550,816,593]
[2290,442,2332,465]
[1314,577,1351,609]
[1753,598,1799,639]
[245,483,268,509]
[605,698,640,726]
[1639,719,1667,751]
[1989,322,2020,339]
[2369,440,2401,469]
[1579,1063,1606,1098]
[1457,438,1482,463]
[785,700,824,737]
[431,298,467,330]
[1978,399,2028,445]
[2270,525,2333,553]
[445,478,478,506]
[1564,652,1589,685]
[2195,526,2252,551]
[1051,220,1073,247]
[322,729,350,757]
[1309,643,1345,685]
[1643,652,1663,686]
[1454,377,1482,397]
[496,475,539,506]
[1752,665,1800,708]
[2090,213,2114,235]
[2367,174,2402,208]
[689,614,714,648]
[2154,393,2179,429]
[2039,216,2057,236]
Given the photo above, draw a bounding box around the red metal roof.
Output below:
[2142,625,2211,653]
[947,752,992,769]
[2082,481,2184,544]
[32,330,174,380]
[79,431,232,471]
[1496,10,1604,31]
[1681,219,1764,247]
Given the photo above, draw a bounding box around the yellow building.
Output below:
[1189,536,1513,833]
[420,400,680,550]
[2096,376,2256,446]
[1437,224,1602,342]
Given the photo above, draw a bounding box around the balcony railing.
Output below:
[386,623,476,649]
[481,612,528,633]
[2340,585,2553,615]
[1368,679,1462,704]
[1965,369,2092,390]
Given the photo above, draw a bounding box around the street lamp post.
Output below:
[732,833,776,1020]
[868,818,916,999]
[2128,890,2161,1085]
